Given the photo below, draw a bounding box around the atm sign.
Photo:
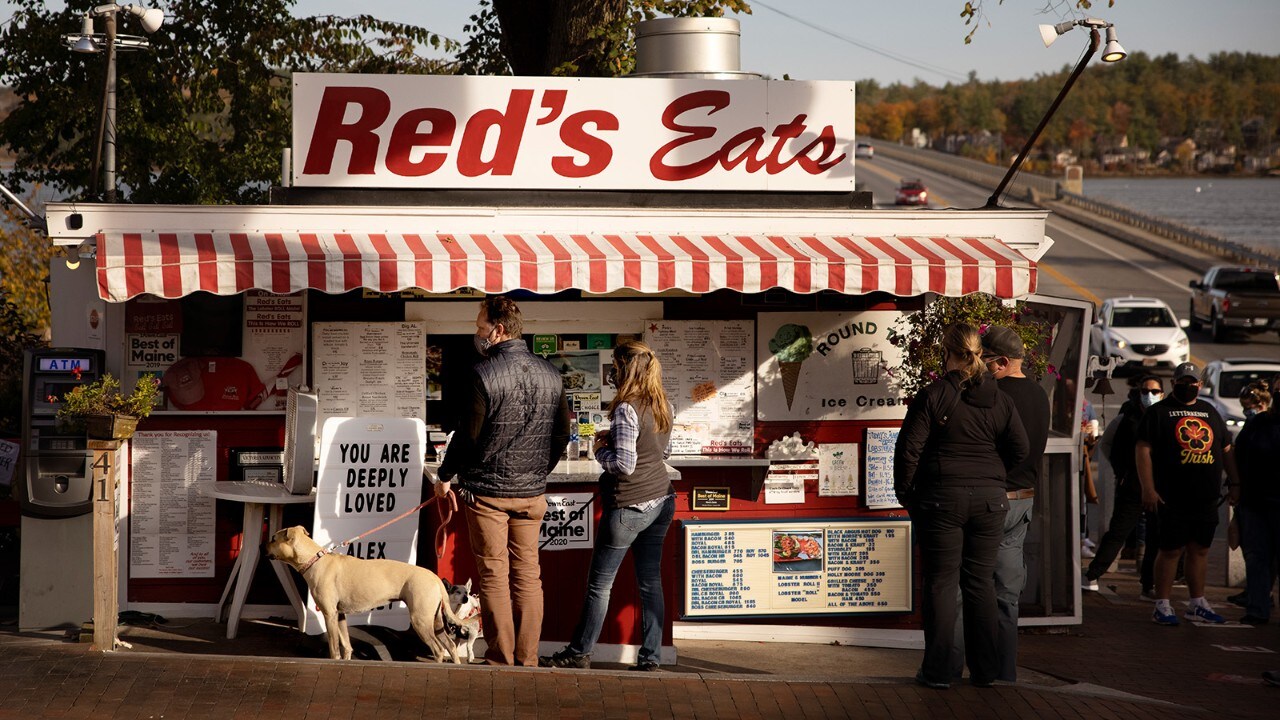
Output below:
[38,357,92,372]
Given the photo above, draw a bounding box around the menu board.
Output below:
[312,322,427,431]
[644,320,754,455]
[863,428,902,509]
[129,431,217,578]
[683,520,912,617]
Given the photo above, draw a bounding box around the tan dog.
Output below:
[267,526,463,662]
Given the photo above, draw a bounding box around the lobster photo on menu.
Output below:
[772,530,824,573]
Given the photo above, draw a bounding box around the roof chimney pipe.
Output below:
[632,17,760,79]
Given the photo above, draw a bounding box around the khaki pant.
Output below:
[464,493,547,666]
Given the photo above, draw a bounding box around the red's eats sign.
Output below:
[292,74,856,192]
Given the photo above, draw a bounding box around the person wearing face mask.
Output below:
[1084,375,1164,592]
[946,325,1049,684]
[435,296,572,666]
[1233,380,1278,625]
[1136,362,1240,626]
[894,323,1029,689]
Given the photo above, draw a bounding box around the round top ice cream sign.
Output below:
[757,312,908,421]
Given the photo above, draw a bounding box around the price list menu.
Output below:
[684,520,912,618]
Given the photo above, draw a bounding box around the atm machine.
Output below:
[18,348,104,629]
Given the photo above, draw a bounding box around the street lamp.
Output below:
[62,4,166,203]
[983,18,1125,209]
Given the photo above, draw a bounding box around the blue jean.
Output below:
[567,495,675,663]
[913,485,1007,685]
[950,496,1032,681]
[1238,502,1280,621]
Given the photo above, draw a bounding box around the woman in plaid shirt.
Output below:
[541,340,675,671]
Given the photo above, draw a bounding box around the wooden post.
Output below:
[88,439,121,652]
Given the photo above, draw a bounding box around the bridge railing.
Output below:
[867,141,1060,205]
[1058,191,1280,271]
[868,140,1279,272]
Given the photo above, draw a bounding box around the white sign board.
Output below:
[645,319,755,455]
[757,311,908,421]
[684,520,913,617]
[129,431,217,578]
[0,439,17,489]
[540,493,595,551]
[292,74,856,192]
[306,416,426,634]
[863,428,902,510]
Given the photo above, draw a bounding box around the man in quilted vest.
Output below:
[437,296,571,665]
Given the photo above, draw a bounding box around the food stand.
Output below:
[32,65,1091,663]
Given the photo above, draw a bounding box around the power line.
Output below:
[752,1,971,84]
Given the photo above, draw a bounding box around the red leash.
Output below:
[324,489,458,559]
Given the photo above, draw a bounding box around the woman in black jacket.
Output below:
[894,323,1030,689]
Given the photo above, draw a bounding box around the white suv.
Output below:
[1199,358,1280,434]
[1090,297,1191,372]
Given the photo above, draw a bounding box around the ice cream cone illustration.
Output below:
[768,323,813,411]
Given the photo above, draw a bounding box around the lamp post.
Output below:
[63,3,165,203]
[983,18,1126,209]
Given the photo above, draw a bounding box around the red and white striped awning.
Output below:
[95,231,1037,302]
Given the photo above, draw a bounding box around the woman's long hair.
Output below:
[941,323,986,382]
[608,340,672,433]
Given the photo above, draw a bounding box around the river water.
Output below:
[1081,177,1280,254]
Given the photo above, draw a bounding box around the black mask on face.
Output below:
[1172,383,1199,403]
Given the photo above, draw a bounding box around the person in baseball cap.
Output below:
[1173,362,1199,382]
[980,325,1025,363]
[963,322,1050,683]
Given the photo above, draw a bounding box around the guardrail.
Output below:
[867,141,1059,205]
[867,140,1279,272]
[1058,190,1280,271]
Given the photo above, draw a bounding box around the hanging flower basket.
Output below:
[84,413,140,441]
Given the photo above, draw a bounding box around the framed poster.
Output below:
[683,519,912,618]
[757,311,907,422]
[818,443,859,497]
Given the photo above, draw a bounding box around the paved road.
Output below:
[856,150,1280,422]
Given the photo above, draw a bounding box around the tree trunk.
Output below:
[493,0,628,76]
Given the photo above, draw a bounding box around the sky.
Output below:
[289,0,1280,85]
[2,1,1278,85]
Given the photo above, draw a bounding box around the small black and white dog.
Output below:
[443,578,484,663]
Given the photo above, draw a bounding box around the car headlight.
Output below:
[1226,417,1244,427]
[1176,336,1189,347]
[1114,339,1128,349]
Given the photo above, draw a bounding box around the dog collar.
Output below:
[298,550,327,575]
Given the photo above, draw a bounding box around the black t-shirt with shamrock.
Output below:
[1135,397,1230,506]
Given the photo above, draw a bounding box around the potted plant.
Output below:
[886,294,1052,400]
[54,370,161,440]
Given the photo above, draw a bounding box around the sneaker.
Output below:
[1240,615,1269,626]
[915,670,950,690]
[1152,606,1180,626]
[538,648,590,669]
[1081,572,1099,592]
[1140,586,1157,600]
[1080,544,1096,559]
[1184,605,1226,624]
[629,660,660,672]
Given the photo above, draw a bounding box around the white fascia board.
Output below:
[44,202,1049,254]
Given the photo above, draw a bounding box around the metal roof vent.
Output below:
[632,17,760,79]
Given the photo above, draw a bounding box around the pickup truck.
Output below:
[1188,265,1280,342]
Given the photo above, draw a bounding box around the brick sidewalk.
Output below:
[0,563,1274,719]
